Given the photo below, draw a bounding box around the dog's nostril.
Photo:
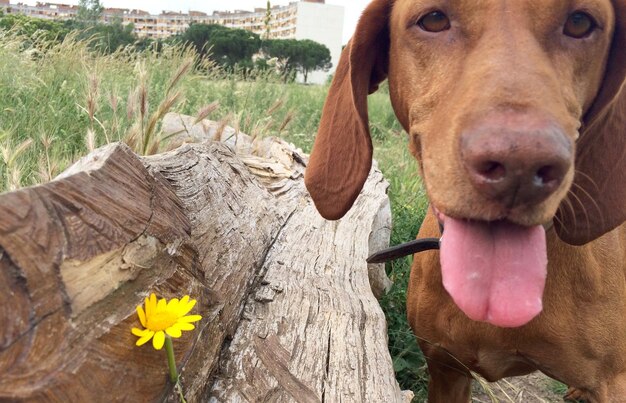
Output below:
[534,165,562,188]
[478,161,506,181]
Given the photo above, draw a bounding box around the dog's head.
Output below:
[305,0,626,327]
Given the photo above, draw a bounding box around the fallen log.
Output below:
[0,127,408,401]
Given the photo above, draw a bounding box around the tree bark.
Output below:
[0,128,407,402]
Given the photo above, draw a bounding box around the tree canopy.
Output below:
[86,18,135,53]
[263,38,332,83]
[294,39,332,83]
[76,0,104,25]
[177,24,332,81]
[178,24,261,70]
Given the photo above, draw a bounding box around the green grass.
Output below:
[550,380,568,395]
[0,31,430,398]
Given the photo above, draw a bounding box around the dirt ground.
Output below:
[471,372,566,402]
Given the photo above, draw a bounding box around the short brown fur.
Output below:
[305,0,626,401]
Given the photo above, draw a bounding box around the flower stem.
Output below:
[164,336,178,383]
[165,336,187,403]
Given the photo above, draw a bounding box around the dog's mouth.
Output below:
[435,208,548,328]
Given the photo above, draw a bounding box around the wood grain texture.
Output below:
[0,122,405,402]
[209,159,406,403]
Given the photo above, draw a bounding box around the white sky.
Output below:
[16,0,371,43]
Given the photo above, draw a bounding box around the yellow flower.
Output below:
[131,293,202,350]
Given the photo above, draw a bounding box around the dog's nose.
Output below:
[461,126,572,206]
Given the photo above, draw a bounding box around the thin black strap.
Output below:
[366,238,440,264]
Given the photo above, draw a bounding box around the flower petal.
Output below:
[179,295,190,308]
[136,330,155,346]
[165,298,180,314]
[153,330,165,350]
[166,326,182,338]
[178,314,202,323]
[147,293,157,317]
[136,305,147,327]
[132,327,150,337]
[172,322,195,332]
[177,299,197,317]
[157,297,167,313]
[144,297,151,317]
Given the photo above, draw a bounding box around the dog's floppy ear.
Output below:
[304,0,391,220]
[555,1,626,245]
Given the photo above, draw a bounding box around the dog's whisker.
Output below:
[570,181,604,228]
[559,194,578,232]
[567,195,590,234]
[574,169,601,193]
[568,184,596,237]
[552,211,566,232]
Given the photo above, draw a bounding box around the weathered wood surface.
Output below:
[208,160,405,402]
[0,120,405,402]
[161,112,393,298]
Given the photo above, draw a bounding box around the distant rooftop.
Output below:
[212,0,324,17]
[0,0,325,19]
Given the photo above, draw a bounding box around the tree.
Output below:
[90,18,135,53]
[62,16,136,53]
[77,0,103,25]
[262,38,299,81]
[179,24,261,69]
[297,39,332,83]
[262,38,332,83]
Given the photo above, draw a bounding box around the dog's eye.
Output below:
[418,11,451,33]
[564,11,596,38]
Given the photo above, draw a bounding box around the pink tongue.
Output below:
[440,217,547,328]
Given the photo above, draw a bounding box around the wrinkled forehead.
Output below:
[390,0,614,32]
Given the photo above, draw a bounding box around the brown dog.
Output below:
[305,0,626,401]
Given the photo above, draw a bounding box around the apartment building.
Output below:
[0,0,344,83]
[0,1,80,20]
